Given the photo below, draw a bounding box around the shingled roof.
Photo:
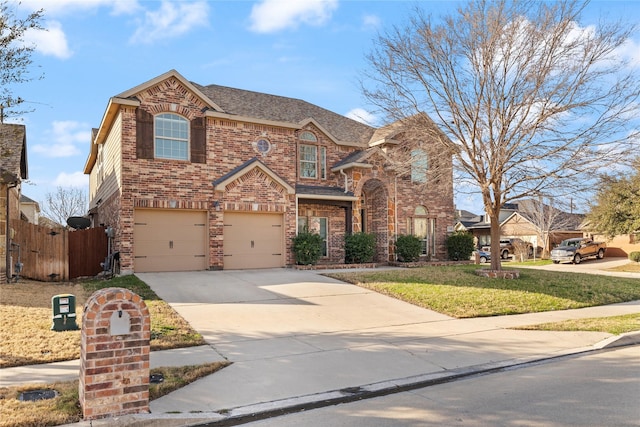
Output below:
[192,82,375,145]
[0,123,28,182]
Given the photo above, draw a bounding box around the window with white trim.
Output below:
[155,113,189,160]
[300,144,317,178]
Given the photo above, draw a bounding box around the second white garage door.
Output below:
[223,212,284,269]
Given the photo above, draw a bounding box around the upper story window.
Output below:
[299,144,327,179]
[300,145,317,178]
[411,149,428,183]
[298,131,326,180]
[155,113,189,160]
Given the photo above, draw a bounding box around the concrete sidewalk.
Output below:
[3,267,639,427]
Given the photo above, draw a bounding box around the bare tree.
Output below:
[0,0,44,122]
[362,0,640,270]
[41,186,87,227]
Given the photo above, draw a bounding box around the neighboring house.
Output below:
[455,201,583,255]
[20,194,40,224]
[84,70,454,274]
[0,123,28,282]
[580,220,640,257]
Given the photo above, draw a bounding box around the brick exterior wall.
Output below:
[79,287,150,420]
[90,75,454,272]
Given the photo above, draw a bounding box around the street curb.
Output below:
[58,333,640,427]
[71,336,638,427]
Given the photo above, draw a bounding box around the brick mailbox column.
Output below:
[79,287,151,420]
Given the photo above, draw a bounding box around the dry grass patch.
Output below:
[0,362,230,427]
[607,262,640,273]
[0,277,205,368]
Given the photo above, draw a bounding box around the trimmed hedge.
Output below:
[292,230,324,265]
[445,231,475,261]
[395,234,422,262]
[630,251,640,263]
[345,232,376,264]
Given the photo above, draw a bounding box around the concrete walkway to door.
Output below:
[132,267,639,424]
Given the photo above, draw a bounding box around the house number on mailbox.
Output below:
[110,310,131,335]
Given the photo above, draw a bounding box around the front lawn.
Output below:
[0,275,205,368]
[328,264,640,318]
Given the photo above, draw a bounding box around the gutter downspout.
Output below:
[339,168,348,193]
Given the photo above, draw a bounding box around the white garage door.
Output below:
[223,212,284,269]
[134,209,208,272]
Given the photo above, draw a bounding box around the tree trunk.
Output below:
[489,213,502,271]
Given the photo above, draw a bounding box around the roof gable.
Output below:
[117,69,223,112]
[0,123,28,182]
[213,157,295,194]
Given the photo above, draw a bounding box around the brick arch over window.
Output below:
[135,109,206,163]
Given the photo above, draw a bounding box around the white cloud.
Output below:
[346,108,378,126]
[53,171,89,188]
[617,37,640,68]
[249,0,339,33]
[32,120,89,157]
[23,21,72,59]
[362,14,381,30]
[129,1,210,44]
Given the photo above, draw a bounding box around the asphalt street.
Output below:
[243,345,640,427]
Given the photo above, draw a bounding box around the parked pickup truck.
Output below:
[550,238,606,264]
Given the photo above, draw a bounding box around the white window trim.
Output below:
[154,113,190,161]
[300,144,318,179]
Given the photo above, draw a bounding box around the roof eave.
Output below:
[331,162,374,172]
[296,193,358,202]
[84,97,140,174]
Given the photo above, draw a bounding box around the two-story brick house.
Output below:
[84,70,453,273]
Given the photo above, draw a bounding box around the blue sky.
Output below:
[7,0,640,214]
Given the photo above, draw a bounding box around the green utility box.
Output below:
[51,294,79,331]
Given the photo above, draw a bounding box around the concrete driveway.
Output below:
[511,256,640,278]
[135,267,637,415]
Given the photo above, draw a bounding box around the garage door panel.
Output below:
[224,212,284,269]
[134,209,208,272]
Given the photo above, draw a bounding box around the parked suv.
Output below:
[482,238,534,260]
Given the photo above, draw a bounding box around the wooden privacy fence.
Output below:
[10,220,107,281]
[68,226,108,279]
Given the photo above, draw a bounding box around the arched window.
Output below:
[410,205,435,256]
[298,131,326,179]
[155,113,189,160]
[299,131,317,142]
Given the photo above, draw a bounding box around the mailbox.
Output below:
[51,294,79,331]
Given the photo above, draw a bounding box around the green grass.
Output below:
[328,264,640,318]
[83,274,161,300]
[516,313,640,335]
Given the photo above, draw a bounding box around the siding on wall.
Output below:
[90,112,123,205]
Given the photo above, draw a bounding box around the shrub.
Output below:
[395,234,422,262]
[630,251,640,263]
[292,230,324,265]
[344,232,376,264]
[445,231,475,261]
